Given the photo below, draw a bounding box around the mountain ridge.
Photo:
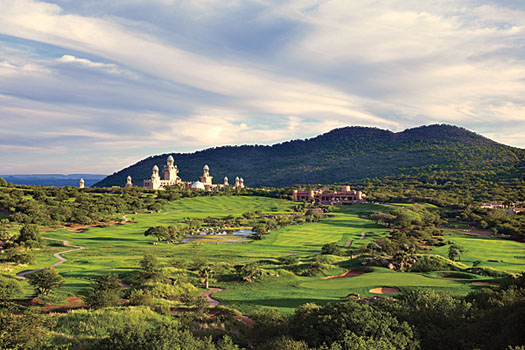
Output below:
[94,124,524,188]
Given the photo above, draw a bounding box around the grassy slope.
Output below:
[10,196,525,311]
[433,231,525,273]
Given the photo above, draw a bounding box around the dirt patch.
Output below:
[44,296,86,311]
[323,270,369,279]
[345,240,353,247]
[369,287,400,294]
[472,281,499,286]
[234,315,255,327]
[65,221,120,232]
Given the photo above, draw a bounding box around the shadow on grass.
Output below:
[221,297,340,309]
[82,237,139,242]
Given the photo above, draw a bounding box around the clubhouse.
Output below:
[293,186,366,205]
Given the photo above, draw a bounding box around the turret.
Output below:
[240,177,245,188]
[152,165,159,177]
[200,164,213,185]
[125,176,133,188]
[79,178,85,189]
[224,176,229,186]
[167,155,174,166]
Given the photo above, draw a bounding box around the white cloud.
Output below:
[0,0,523,174]
[56,54,127,75]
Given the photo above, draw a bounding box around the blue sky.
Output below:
[0,0,524,174]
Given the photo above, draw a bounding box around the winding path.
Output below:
[16,238,85,280]
[200,288,223,306]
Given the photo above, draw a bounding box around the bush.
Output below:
[2,247,35,264]
[321,243,344,256]
[86,273,123,309]
[128,289,154,306]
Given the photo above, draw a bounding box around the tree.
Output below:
[235,263,263,282]
[0,219,11,241]
[198,266,214,289]
[144,225,184,243]
[290,301,418,349]
[139,254,163,282]
[86,273,123,308]
[321,243,343,255]
[16,224,41,247]
[144,226,168,242]
[2,247,35,265]
[27,268,63,296]
[448,244,465,261]
[0,277,21,306]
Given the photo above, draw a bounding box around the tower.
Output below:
[240,177,245,188]
[125,176,133,188]
[235,176,240,188]
[200,164,213,186]
[224,176,229,187]
[79,178,85,189]
[151,165,161,190]
[162,155,179,182]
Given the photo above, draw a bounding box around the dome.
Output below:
[235,176,239,181]
[224,176,228,181]
[167,155,174,162]
[127,176,131,181]
[240,178,244,182]
[153,165,159,171]
[203,164,209,171]
[191,181,206,190]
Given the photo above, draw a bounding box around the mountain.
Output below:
[94,124,524,188]
[1,174,107,187]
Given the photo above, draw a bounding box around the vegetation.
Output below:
[27,268,63,296]
[0,170,523,349]
[95,125,524,188]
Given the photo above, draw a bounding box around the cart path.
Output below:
[16,237,85,280]
[345,240,353,247]
[200,288,224,306]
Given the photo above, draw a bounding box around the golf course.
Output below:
[13,196,524,313]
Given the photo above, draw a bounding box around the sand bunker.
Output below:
[369,287,400,294]
[472,281,499,286]
[323,270,368,279]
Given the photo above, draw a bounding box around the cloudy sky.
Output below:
[1,0,524,174]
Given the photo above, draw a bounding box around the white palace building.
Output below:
[140,155,245,191]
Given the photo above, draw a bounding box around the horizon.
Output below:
[1,0,524,174]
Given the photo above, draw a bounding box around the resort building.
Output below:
[292,186,366,205]
[142,155,246,191]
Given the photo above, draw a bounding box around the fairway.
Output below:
[433,231,525,273]
[11,196,525,311]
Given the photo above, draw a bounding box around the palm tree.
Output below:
[198,266,214,289]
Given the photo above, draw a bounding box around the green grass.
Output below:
[8,197,524,311]
[433,231,525,273]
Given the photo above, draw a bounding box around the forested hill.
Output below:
[94,124,524,188]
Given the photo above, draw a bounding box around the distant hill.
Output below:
[1,174,107,187]
[94,124,524,188]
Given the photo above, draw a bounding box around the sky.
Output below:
[0,0,524,175]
